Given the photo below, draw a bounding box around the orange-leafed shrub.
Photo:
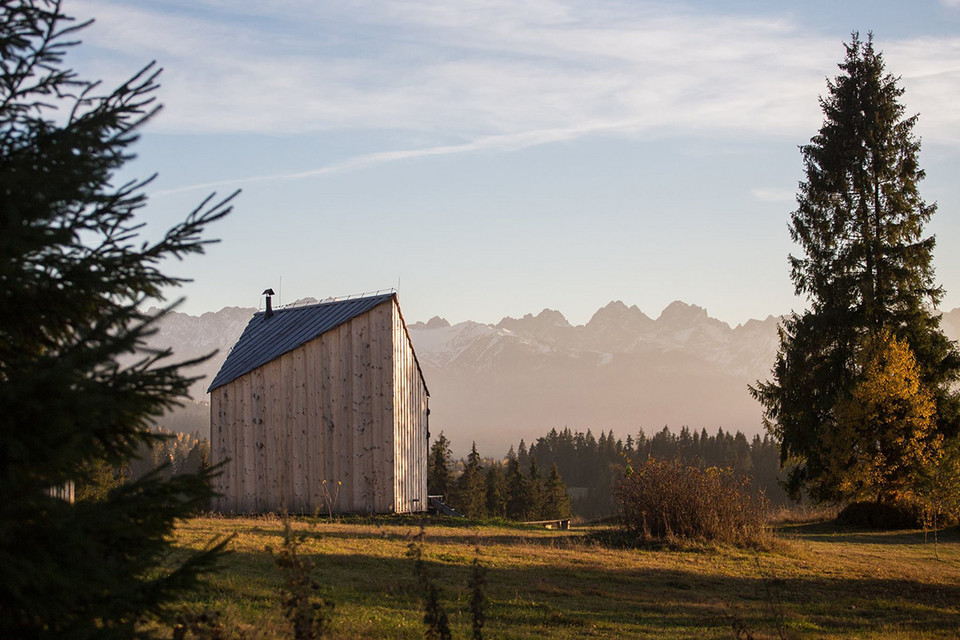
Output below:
[615,458,771,548]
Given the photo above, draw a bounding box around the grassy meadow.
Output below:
[164,515,960,639]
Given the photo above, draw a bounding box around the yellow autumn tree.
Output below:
[823,330,941,506]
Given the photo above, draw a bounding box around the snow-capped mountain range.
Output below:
[409,301,780,379]
[406,301,783,454]
[145,300,960,455]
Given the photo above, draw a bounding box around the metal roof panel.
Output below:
[207,293,396,392]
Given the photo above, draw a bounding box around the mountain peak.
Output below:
[591,300,651,320]
[425,316,450,329]
[495,308,572,338]
[586,300,654,332]
[737,315,781,331]
[535,308,571,327]
[657,300,708,324]
[603,300,630,313]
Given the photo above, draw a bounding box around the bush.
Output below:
[835,501,923,529]
[615,459,771,547]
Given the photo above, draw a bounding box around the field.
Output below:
[166,515,960,639]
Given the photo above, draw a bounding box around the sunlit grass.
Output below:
[162,514,960,639]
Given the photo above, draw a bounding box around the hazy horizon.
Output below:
[148,297,960,457]
[170,293,960,333]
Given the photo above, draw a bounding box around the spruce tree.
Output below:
[516,439,530,470]
[543,463,572,519]
[505,452,526,520]
[427,431,453,497]
[485,463,507,518]
[752,33,960,503]
[0,2,234,636]
[453,442,486,517]
[525,458,544,520]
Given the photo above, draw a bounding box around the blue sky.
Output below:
[71,0,960,326]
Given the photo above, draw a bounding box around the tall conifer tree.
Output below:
[0,1,235,636]
[453,442,487,517]
[485,463,507,518]
[752,33,960,502]
[427,431,453,497]
[543,463,572,519]
[525,458,544,520]
[505,452,526,520]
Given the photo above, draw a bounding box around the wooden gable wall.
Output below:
[392,300,428,513]
[211,298,427,513]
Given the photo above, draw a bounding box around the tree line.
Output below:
[520,426,787,519]
[429,435,572,521]
[430,426,787,522]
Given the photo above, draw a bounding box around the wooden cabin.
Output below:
[208,292,429,514]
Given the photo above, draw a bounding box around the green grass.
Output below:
[162,515,960,639]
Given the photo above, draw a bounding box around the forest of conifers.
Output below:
[443,426,787,520]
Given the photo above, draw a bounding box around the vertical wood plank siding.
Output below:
[239,373,253,511]
[211,298,428,514]
[392,301,428,513]
[46,482,75,502]
[252,367,266,511]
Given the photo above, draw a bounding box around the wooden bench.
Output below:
[523,519,571,530]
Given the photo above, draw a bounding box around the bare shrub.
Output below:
[407,525,487,640]
[267,515,335,639]
[467,536,486,640]
[408,526,453,640]
[615,459,771,548]
[836,501,922,529]
[766,503,839,526]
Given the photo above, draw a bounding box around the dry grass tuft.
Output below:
[767,503,840,526]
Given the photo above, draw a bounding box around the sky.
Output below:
[69,0,960,327]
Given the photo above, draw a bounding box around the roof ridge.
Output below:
[270,290,397,313]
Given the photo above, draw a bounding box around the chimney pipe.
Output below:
[263,288,276,320]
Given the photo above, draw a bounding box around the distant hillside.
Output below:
[143,300,960,454]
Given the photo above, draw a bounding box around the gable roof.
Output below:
[208,293,412,393]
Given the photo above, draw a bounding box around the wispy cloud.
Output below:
[73,0,960,189]
[883,38,960,143]
[75,1,830,136]
[151,121,635,195]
